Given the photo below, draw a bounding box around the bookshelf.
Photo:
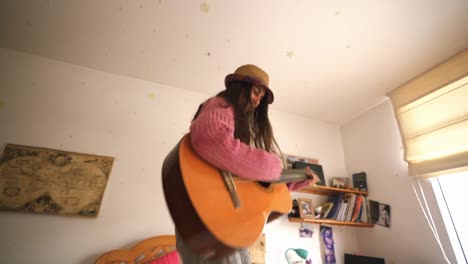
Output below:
[295,185,368,196]
[288,217,374,227]
[289,185,374,228]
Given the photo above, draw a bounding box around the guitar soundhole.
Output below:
[258,181,271,188]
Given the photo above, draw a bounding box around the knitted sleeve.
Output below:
[189,97,282,181]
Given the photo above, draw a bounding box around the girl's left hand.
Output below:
[287,167,320,191]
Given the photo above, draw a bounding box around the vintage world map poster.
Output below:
[0,144,114,217]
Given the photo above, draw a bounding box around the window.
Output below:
[431,171,468,264]
[387,48,468,263]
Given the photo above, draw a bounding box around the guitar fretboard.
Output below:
[271,169,311,184]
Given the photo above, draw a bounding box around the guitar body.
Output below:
[162,134,292,259]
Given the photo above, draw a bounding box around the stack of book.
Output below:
[318,193,371,223]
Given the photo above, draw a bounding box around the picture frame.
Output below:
[299,226,313,238]
[298,198,315,219]
[320,201,334,219]
[284,154,318,170]
[369,200,391,228]
[0,144,114,218]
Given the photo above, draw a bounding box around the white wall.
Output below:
[267,111,359,264]
[0,48,356,264]
[340,100,455,264]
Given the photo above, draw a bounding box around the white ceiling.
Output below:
[2,0,468,125]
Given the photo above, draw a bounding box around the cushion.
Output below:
[148,251,180,264]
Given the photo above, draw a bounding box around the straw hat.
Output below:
[225,64,274,104]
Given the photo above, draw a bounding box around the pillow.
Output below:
[148,251,180,264]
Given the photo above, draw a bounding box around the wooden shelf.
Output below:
[291,185,372,228]
[288,217,374,228]
[295,185,368,196]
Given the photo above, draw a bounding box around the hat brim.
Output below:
[225,74,274,104]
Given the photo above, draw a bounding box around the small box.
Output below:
[352,172,368,192]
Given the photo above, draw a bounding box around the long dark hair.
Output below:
[193,81,277,153]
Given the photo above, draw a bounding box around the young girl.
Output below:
[177,64,319,264]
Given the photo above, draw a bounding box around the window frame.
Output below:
[430,172,468,264]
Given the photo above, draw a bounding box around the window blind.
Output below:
[388,50,468,177]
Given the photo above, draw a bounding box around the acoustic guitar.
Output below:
[162,134,309,259]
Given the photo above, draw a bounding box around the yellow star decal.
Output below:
[286,50,295,58]
[200,2,209,13]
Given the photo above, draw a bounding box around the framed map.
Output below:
[0,144,114,217]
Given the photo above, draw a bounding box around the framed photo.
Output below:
[298,198,315,219]
[321,201,334,219]
[369,200,391,227]
[284,154,318,170]
[299,226,313,238]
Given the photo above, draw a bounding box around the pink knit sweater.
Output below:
[190,96,283,181]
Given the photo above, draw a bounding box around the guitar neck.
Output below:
[270,169,309,184]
